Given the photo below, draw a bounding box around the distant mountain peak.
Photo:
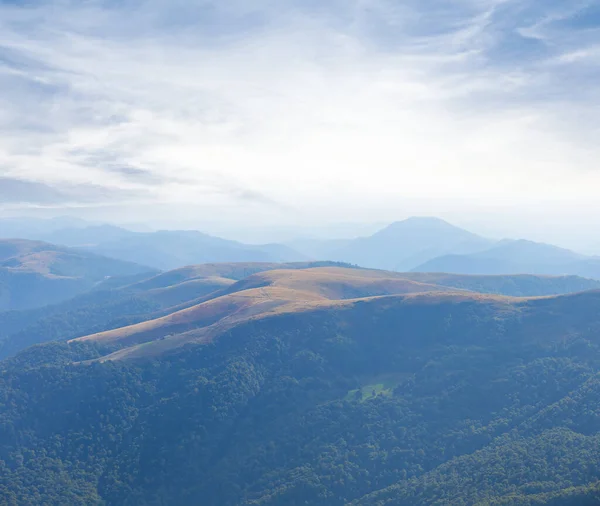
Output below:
[370,217,484,243]
[398,216,452,225]
[390,216,452,226]
[322,217,493,272]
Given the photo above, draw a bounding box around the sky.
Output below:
[1,0,600,247]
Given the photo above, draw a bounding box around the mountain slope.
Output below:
[73,267,461,357]
[3,261,598,362]
[404,272,600,297]
[3,289,600,504]
[414,239,600,279]
[0,239,155,311]
[0,262,356,359]
[72,266,600,362]
[313,217,493,271]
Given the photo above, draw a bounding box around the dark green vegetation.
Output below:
[402,272,600,297]
[0,239,155,311]
[2,264,600,504]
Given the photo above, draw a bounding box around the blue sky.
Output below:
[1,0,600,243]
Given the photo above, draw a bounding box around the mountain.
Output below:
[404,271,600,297]
[45,227,308,270]
[3,275,600,504]
[2,263,598,361]
[0,239,155,311]
[414,239,600,279]
[0,221,309,271]
[69,267,600,361]
[292,217,494,271]
[0,261,354,359]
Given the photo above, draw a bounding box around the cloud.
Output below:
[0,177,65,205]
[0,176,145,207]
[0,0,599,226]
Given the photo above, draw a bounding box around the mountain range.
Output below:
[289,217,600,278]
[0,218,310,271]
[0,239,155,311]
[5,216,600,280]
[413,238,600,278]
[43,226,308,271]
[2,263,600,504]
[310,216,495,271]
[4,215,600,322]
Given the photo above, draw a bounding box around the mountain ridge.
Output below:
[0,238,155,311]
[414,238,600,279]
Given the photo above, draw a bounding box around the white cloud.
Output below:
[0,0,599,236]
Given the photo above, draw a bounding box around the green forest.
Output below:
[2,293,600,505]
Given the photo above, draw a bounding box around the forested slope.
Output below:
[2,290,600,504]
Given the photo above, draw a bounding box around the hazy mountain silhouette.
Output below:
[414,239,600,278]
[83,230,307,270]
[293,217,494,271]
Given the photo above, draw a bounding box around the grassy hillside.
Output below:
[3,264,599,362]
[70,267,470,357]
[72,267,600,361]
[2,288,600,504]
[0,262,354,359]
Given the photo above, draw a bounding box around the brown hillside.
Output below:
[85,290,519,362]
[228,267,456,300]
[76,285,328,350]
[75,266,600,363]
[73,267,473,359]
[89,288,600,363]
[126,262,354,292]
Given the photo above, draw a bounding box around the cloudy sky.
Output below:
[1,0,600,244]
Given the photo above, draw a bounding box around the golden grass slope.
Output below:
[73,267,469,359]
[227,267,457,300]
[71,265,600,363]
[125,262,351,292]
[83,290,520,362]
[75,285,327,348]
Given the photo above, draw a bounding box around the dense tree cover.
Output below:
[2,294,600,505]
[0,290,162,360]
